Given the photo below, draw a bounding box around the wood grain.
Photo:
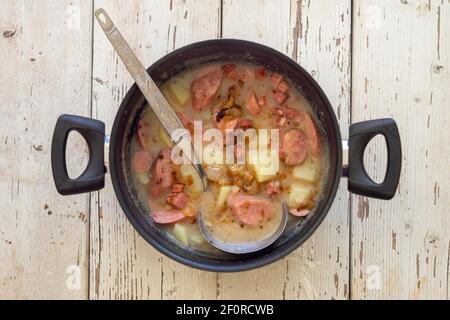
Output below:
[1,0,449,300]
[0,0,93,299]
[351,0,450,299]
[219,0,352,299]
[89,0,221,299]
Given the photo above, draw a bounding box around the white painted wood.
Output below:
[0,0,93,299]
[351,0,450,299]
[90,0,221,299]
[2,0,448,300]
[219,0,352,299]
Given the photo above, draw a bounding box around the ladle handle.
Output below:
[94,8,208,190]
[94,8,184,138]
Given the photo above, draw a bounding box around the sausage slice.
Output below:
[273,91,288,105]
[166,192,189,210]
[289,208,311,217]
[132,150,153,173]
[148,149,173,198]
[191,68,223,111]
[246,90,261,115]
[227,194,275,226]
[271,73,283,87]
[137,118,151,149]
[177,112,195,135]
[282,129,308,165]
[302,112,323,157]
[151,210,186,224]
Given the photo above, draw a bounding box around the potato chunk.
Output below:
[252,163,278,182]
[180,164,203,195]
[292,157,317,183]
[173,223,189,246]
[287,183,313,208]
[189,232,205,246]
[162,79,190,108]
[216,185,232,209]
[173,223,205,246]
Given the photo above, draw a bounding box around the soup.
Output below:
[130,62,326,251]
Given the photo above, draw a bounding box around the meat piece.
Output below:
[222,64,236,74]
[277,81,289,93]
[227,194,275,226]
[166,192,189,210]
[246,90,261,115]
[177,112,195,135]
[149,149,173,198]
[223,64,240,80]
[265,181,281,198]
[273,116,287,127]
[271,72,289,93]
[289,208,311,217]
[272,106,303,126]
[255,67,266,80]
[238,118,254,129]
[272,107,284,116]
[132,150,153,173]
[191,68,223,111]
[271,73,283,87]
[151,210,186,224]
[171,183,185,193]
[257,96,266,107]
[302,112,323,157]
[282,106,301,119]
[228,69,240,80]
[273,91,288,105]
[282,129,308,165]
[137,118,151,148]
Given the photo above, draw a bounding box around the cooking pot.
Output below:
[51,39,401,272]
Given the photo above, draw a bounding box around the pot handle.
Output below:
[348,118,401,200]
[51,114,106,195]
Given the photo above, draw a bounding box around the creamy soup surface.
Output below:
[130,62,326,251]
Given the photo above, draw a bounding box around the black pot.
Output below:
[51,39,401,272]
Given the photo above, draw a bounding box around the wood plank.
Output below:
[90,0,221,299]
[351,0,450,299]
[0,0,93,299]
[219,0,352,299]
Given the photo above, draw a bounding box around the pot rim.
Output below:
[109,39,343,272]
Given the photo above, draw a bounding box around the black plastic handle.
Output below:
[348,118,401,200]
[51,114,106,195]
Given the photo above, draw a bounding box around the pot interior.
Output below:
[110,40,342,271]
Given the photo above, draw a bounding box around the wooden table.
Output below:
[1,0,449,300]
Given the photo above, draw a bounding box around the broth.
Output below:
[130,62,326,251]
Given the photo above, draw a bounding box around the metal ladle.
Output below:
[94,8,207,190]
[95,8,288,254]
[198,203,288,254]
